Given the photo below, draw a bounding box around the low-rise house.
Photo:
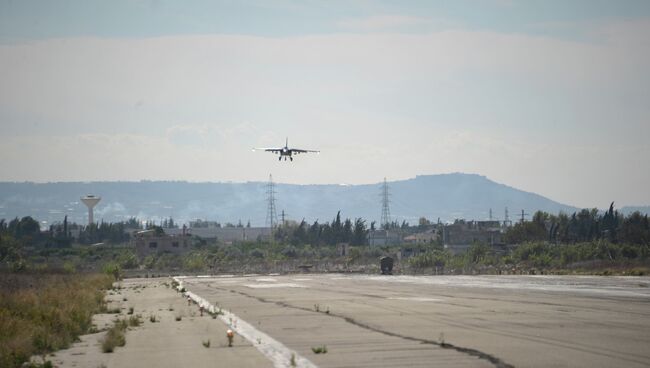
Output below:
[133,229,191,258]
[403,230,439,245]
[442,220,503,254]
[368,229,402,246]
[165,226,271,243]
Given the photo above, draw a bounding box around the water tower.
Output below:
[81,195,101,225]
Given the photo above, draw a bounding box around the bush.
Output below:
[102,262,121,280]
[281,246,298,258]
[311,345,328,354]
[101,320,127,353]
[128,315,141,327]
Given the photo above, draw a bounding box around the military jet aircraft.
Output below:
[253,138,319,161]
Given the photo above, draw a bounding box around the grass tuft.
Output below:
[202,339,210,348]
[128,315,141,327]
[311,345,328,354]
[101,320,127,353]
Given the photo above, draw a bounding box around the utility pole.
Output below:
[504,207,511,227]
[265,174,278,229]
[380,177,392,230]
[520,209,529,224]
[280,210,288,226]
[489,208,493,221]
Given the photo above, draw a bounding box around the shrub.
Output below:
[128,315,141,327]
[102,262,121,280]
[311,345,328,354]
[101,320,127,353]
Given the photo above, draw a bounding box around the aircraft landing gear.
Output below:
[278,156,282,161]
[290,157,293,161]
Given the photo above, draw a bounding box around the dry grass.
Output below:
[311,345,328,354]
[0,272,113,368]
[128,315,141,327]
[101,320,127,353]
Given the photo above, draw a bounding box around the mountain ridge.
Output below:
[1,173,636,227]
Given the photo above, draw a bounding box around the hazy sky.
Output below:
[1,0,649,208]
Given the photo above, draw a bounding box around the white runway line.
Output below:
[356,275,650,299]
[244,283,305,289]
[388,297,443,302]
[175,277,317,368]
[256,278,278,282]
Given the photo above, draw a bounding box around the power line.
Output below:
[265,174,278,229]
[380,177,392,229]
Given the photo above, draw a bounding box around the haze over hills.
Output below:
[1,173,641,228]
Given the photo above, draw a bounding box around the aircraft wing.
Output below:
[252,147,282,153]
[289,148,320,154]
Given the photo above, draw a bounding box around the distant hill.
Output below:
[620,206,650,216]
[0,173,580,227]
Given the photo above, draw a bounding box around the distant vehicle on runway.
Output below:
[253,138,319,161]
[380,256,394,275]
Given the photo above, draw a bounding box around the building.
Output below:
[165,226,271,244]
[368,229,402,246]
[442,220,503,254]
[133,229,191,258]
[403,229,439,245]
[188,219,222,228]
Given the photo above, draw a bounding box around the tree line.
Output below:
[273,211,369,246]
[504,203,649,245]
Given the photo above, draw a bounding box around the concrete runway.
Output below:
[52,279,272,368]
[181,274,650,368]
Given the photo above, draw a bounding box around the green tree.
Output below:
[342,218,353,243]
[291,220,308,245]
[332,211,342,244]
[352,218,368,246]
[620,211,648,245]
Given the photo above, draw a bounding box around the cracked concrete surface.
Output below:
[181,274,650,368]
[51,274,650,368]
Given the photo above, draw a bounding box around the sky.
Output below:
[0,0,649,209]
